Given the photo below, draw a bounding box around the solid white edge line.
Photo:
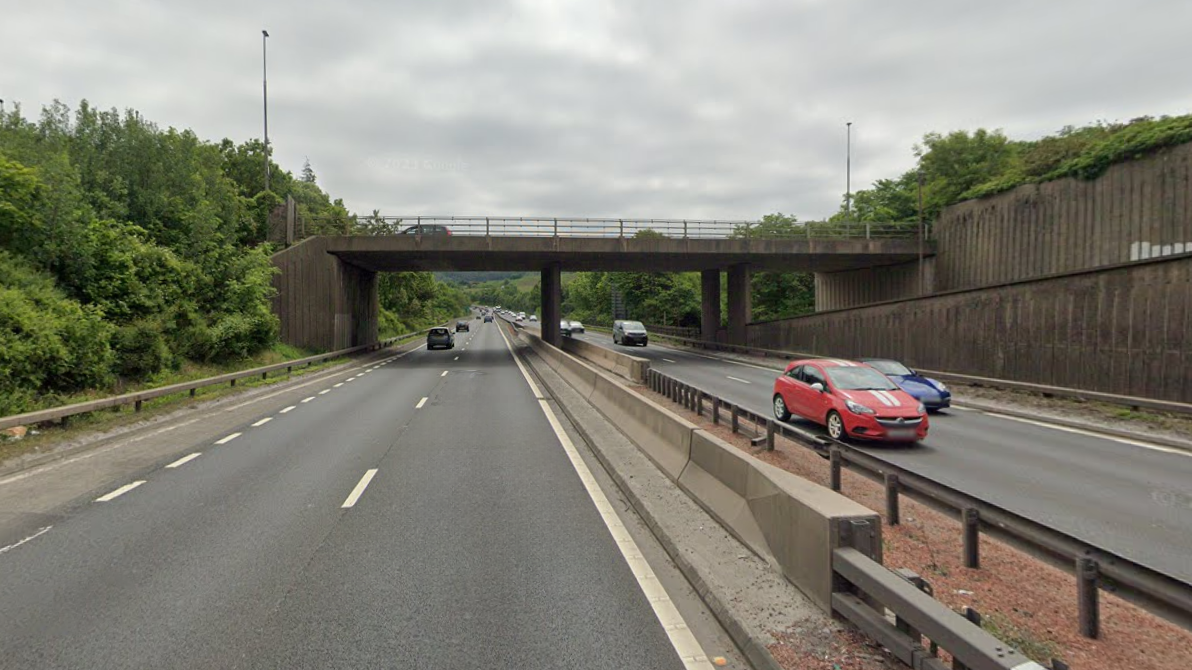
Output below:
[0,526,53,554]
[215,432,242,445]
[165,452,202,469]
[280,405,296,413]
[983,412,1191,456]
[495,320,711,668]
[416,397,428,409]
[252,417,272,427]
[96,480,146,502]
[341,468,379,508]
[725,376,752,385]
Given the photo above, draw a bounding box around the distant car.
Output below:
[560,320,573,337]
[772,359,928,443]
[613,320,648,346]
[515,314,525,322]
[569,320,585,334]
[455,320,470,333]
[529,314,538,322]
[483,314,493,323]
[427,327,455,350]
[859,359,951,412]
[400,224,452,235]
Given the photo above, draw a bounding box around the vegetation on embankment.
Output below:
[0,101,464,417]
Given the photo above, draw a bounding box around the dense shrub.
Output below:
[112,319,174,380]
[0,252,113,414]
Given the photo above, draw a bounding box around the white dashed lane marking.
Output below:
[341,469,379,509]
[416,397,428,409]
[165,453,202,469]
[251,417,272,427]
[96,481,146,502]
[215,432,242,445]
[280,405,296,413]
[725,376,752,385]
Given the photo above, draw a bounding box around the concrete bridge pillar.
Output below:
[727,263,751,346]
[541,262,562,347]
[700,269,721,342]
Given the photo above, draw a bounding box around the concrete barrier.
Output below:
[678,430,879,612]
[522,328,880,613]
[562,337,649,383]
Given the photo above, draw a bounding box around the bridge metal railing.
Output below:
[644,367,1192,650]
[315,215,924,240]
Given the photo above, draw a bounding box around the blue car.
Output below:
[860,358,951,412]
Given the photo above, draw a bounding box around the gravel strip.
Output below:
[637,384,1192,670]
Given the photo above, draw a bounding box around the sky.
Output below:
[3,0,1191,221]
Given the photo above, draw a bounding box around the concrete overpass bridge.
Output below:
[270,217,932,351]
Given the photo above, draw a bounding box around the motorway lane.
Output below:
[557,326,1192,583]
[0,321,691,669]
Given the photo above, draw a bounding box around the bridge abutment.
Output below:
[272,237,378,352]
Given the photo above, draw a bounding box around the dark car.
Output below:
[400,224,452,235]
[456,320,470,333]
[613,320,648,346]
[859,358,951,412]
[483,314,493,323]
[427,327,455,350]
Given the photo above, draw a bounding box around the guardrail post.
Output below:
[230,378,236,387]
[619,219,624,238]
[829,446,842,491]
[695,392,703,416]
[963,507,980,568]
[486,217,490,236]
[190,388,196,398]
[731,405,740,433]
[683,220,688,238]
[135,400,142,413]
[865,222,871,239]
[1077,557,1100,638]
[893,569,928,649]
[287,366,292,375]
[553,218,558,237]
[765,419,776,450]
[262,372,268,381]
[711,397,720,424]
[885,473,900,525]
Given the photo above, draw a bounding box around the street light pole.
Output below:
[262,29,270,193]
[845,121,853,220]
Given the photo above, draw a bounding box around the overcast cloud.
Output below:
[4,0,1190,221]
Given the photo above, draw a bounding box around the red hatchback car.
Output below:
[772,359,929,443]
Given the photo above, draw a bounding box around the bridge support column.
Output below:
[701,269,721,342]
[541,262,562,347]
[727,263,751,346]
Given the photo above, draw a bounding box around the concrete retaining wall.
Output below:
[271,237,378,351]
[749,252,1192,403]
[935,142,1192,292]
[815,258,935,311]
[521,330,880,612]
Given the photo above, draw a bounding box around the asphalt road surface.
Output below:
[0,320,710,669]
[552,325,1192,584]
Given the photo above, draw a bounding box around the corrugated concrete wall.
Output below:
[815,259,934,311]
[935,142,1192,291]
[749,254,1192,403]
[814,142,1192,309]
[271,237,378,351]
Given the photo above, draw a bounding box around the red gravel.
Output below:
[637,386,1192,670]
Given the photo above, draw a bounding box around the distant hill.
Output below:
[435,271,528,284]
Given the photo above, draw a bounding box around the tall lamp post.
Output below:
[262,29,271,193]
[845,121,853,220]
